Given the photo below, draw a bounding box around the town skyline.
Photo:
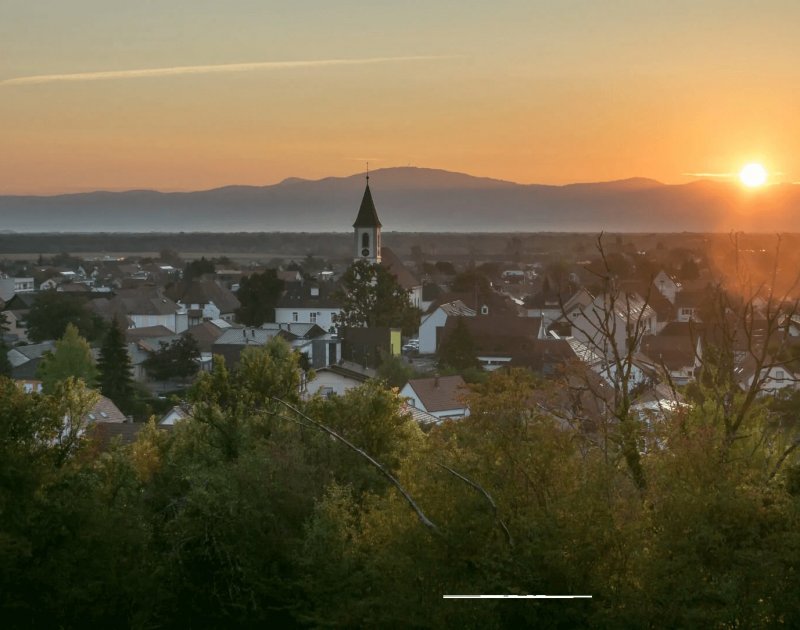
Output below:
[3,1,799,194]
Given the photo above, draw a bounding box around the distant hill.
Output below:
[1,167,798,233]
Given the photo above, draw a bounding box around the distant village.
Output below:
[2,178,799,441]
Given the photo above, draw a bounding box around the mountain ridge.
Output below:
[1,167,798,233]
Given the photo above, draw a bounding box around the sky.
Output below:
[1,0,799,194]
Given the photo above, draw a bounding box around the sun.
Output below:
[739,163,767,188]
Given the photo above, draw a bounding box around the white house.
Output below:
[305,362,375,398]
[418,299,476,354]
[274,284,342,333]
[400,375,470,420]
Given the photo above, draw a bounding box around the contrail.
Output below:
[0,55,456,87]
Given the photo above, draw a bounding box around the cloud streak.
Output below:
[0,55,455,87]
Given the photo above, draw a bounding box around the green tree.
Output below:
[143,335,200,382]
[333,259,420,336]
[437,317,480,370]
[37,323,97,393]
[25,291,105,342]
[235,270,285,326]
[97,316,135,412]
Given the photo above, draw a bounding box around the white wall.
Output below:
[274,307,340,332]
[418,307,448,354]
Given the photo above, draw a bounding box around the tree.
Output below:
[437,317,480,371]
[143,335,200,382]
[333,260,420,336]
[183,256,215,281]
[235,270,285,326]
[0,313,10,377]
[37,323,97,393]
[25,291,105,342]
[97,316,135,412]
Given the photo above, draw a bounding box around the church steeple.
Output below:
[353,172,382,263]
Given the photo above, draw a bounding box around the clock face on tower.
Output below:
[361,248,370,257]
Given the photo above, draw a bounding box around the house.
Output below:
[274,282,341,332]
[640,332,702,386]
[212,323,339,370]
[400,375,470,420]
[160,404,192,425]
[563,291,657,360]
[675,291,705,322]
[440,315,543,372]
[305,361,375,398]
[418,299,476,354]
[7,341,56,379]
[166,280,241,325]
[653,270,682,304]
[2,309,29,343]
[90,287,188,333]
[85,395,128,423]
[0,276,35,301]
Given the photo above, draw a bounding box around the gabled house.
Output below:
[7,341,56,379]
[418,299,476,354]
[166,280,241,325]
[274,282,341,333]
[400,375,470,420]
[90,288,188,333]
[562,291,657,360]
[305,361,376,398]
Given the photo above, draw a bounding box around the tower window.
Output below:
[362,232,369,249]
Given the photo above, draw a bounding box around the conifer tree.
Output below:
[97,316,135,412]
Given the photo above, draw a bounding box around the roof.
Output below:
[401,402,440,427]
[379,247,420,290]
[352,181,382,228]
[7,341,56,366]
[404,375,468,412]
[276,283,341,309]
[438,300,476,317]
[85,395,127,423]
[214,327,281,347]
[125,325,175,341]
[183,320,229,352]
[93,288,180,318]
[640,334,698,371]
[314,362,375,383]
[441,315,542,357]
[166,280,241,314]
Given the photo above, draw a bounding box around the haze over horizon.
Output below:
[2,1,798,195]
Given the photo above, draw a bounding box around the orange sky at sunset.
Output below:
[1,1,798,194]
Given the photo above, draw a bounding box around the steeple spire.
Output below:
[352,170,382,263]
[352,176,382,228]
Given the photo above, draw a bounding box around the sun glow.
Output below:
[739,163,768,188]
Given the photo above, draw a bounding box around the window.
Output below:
[776,369,785,383]
[362,232,369,249]
[292,312,298,322]
[310,312,317,324]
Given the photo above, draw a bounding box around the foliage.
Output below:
[450,268,492,295]
[375,350,419,388]
[333,259,420,336]
[235,269,285,326]
[37,323,97,393]
[3,318,800,628]
[438,317,480,371]
[143,334,200,382]
[25,291,106,342]
[96,316,135,413]
[183,256,215,281]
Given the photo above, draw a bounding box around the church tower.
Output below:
[352,174,382,264]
